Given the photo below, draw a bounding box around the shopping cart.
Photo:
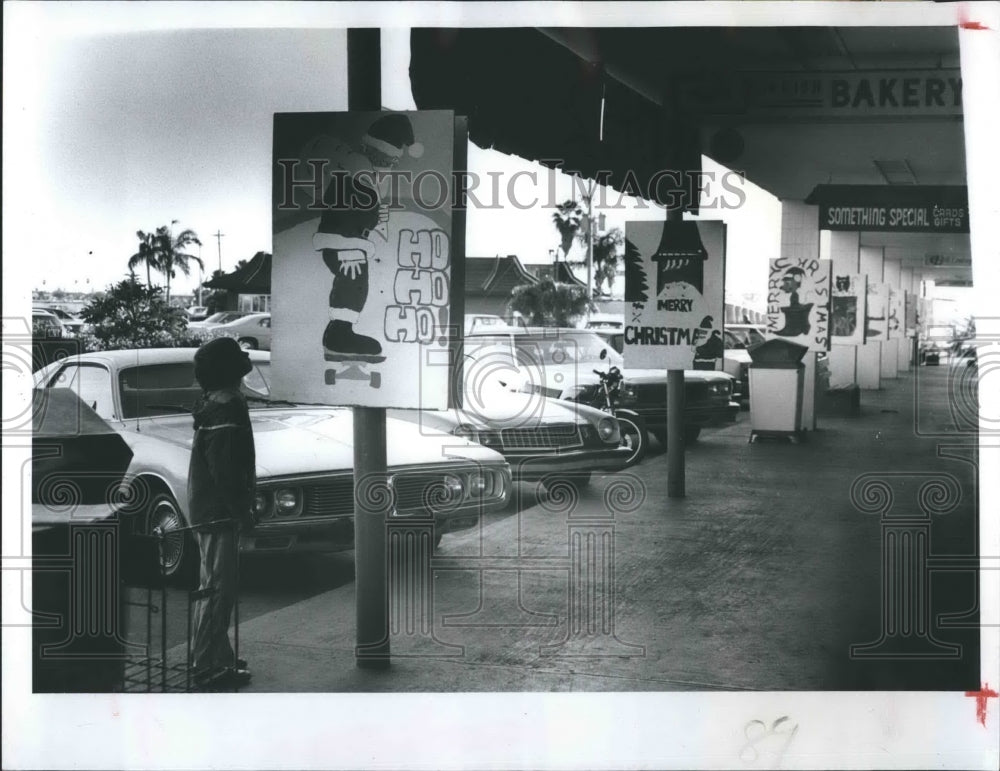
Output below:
[119,517,243,693]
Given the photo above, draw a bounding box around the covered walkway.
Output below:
[233,362,980,692]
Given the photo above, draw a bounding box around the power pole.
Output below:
[213,230,225,273]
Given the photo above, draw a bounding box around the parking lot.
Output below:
[140,363,979,693]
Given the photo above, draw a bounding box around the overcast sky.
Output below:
[5,11,779,307]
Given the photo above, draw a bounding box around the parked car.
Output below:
[34,349,512,578]
[583,313,624,333]
[391,384,633,490]
[35,306,86,336]
[722,324,766,405]
[186,305,209,322]
[208,312,272,350]
[464,326,740,445]
[187,310,252,329]
[32,308,67,338]
[464,314,507,334]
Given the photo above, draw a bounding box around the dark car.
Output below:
[464,326,740,445]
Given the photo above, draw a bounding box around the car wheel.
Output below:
[146,493,195,583]
[651,428,667,447]
[238,338,258,351]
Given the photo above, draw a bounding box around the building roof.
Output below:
[203,252,272,293]
[466,255,537,297]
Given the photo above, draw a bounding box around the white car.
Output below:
[35,349,512,578]
[207,312,272,350]
[187,310,251,329]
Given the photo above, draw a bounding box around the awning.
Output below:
[409,28,701,209]
[203,251,272,292]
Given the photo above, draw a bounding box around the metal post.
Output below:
[586,180,594,303]
[665,205,685,498]
[354,406,390,667]
[348,27,390,669]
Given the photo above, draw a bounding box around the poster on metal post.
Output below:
[270,110,455,408]
[830,272,866,346]
[622,220,726,370]
[865,281,889,341]
[766,257,831,351]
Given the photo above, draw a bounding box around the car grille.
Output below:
[302,477,354,518]
[499,423,582,450]
[295,469,500,519]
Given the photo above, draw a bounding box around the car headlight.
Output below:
[709,381,731,396]
[467,472,487,496]
[254,492,271,517]
[597,417,618,442]
[274,488,301,516]
[443,474,464,497]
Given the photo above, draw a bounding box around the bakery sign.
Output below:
[682,69,962,119]
[805,185,969,234]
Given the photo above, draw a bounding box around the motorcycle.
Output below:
[588,350,648,466]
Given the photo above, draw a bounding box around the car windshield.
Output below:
[118,360,274,418]
[514,331,623,367]
[202,312,243,324]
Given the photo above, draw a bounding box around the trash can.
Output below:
[748,338,809,443]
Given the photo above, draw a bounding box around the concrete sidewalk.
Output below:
[235,365,981,692]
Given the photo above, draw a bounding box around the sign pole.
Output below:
[348,28,390,669]
[665,208,685,498]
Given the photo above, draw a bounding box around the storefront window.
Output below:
[238,294,271,312]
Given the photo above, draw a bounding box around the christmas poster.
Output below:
[270,111,456,408]
[766,257,831,351]
[622,220,726,370]
[866,281,889,340]
[830,272,866,346]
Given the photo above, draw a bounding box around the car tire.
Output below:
[146,493,196,585]
[238,338,258,351]
[651,428,667,447]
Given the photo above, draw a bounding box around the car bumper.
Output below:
[634,401,740,431]
[241,497,508,554]
[501,445,633,481]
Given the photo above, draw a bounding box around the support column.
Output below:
[858,246,884,390]
[780,201,820,430]
[827,230,861,388]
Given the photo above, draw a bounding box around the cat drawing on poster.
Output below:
[831,273,866,346]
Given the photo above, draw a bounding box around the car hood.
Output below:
[392,387,609,431]
[119,408,502,477]
[519,363,734,395]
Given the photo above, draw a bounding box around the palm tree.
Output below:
[128,230,162,287]
[551,200,583,262]
[153,222,203,304]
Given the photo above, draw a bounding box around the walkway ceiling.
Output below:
[410,25,969,284]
